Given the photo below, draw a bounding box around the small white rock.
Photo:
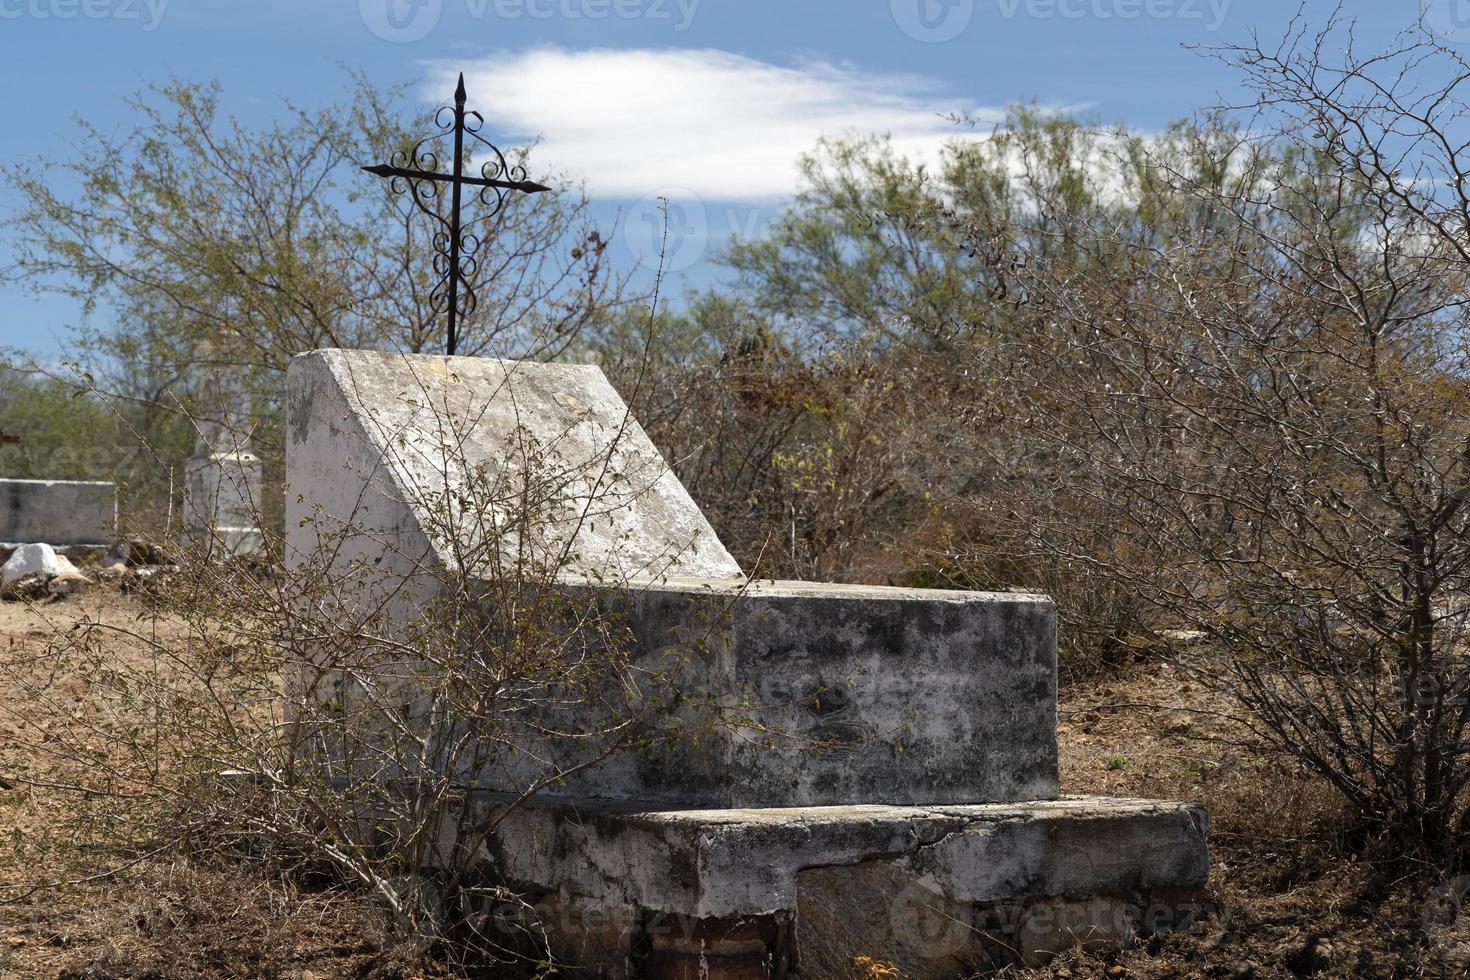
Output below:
[0,544,78,588]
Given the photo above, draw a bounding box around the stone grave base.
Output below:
[472,795,1210,979]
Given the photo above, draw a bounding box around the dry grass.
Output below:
[0,591,440,980]
[3,592,1468,978]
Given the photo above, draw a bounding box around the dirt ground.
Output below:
[0,591,429,980]
[1,591,1466,978]
[1043,665,1469,979]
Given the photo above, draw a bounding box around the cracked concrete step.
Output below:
[471,794,1210,978]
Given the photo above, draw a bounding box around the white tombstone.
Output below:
[284,349,1059,806]
[181,374,263,557]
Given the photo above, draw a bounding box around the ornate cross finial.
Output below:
[363,73,551,356]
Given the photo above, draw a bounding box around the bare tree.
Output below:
[945,13,1470,862]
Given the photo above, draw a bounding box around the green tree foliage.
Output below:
[0,368,120,482]
[723,109,1204,345]
[4,75,619,534]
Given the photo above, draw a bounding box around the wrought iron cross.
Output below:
[362,73,551,356]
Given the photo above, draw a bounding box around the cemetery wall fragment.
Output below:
[0,478,115,547]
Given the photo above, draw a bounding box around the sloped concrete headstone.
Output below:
[285,349,742,582]
[285,349,1058,807]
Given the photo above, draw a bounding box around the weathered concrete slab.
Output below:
[285,349,742,583]
[506,576,1058,807]
[475,794,1209,978]
[0,479,115,547]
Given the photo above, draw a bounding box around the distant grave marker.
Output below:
[181,374,263,557]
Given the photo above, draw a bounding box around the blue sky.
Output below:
[0,0,1447,356]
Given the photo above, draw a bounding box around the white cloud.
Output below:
[426,48,1007,202]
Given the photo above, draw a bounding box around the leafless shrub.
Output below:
[948,15,1470,863]
[615,331,944,582]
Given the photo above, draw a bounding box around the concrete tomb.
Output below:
[0,479,115,548]
[285,349,1209,978]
